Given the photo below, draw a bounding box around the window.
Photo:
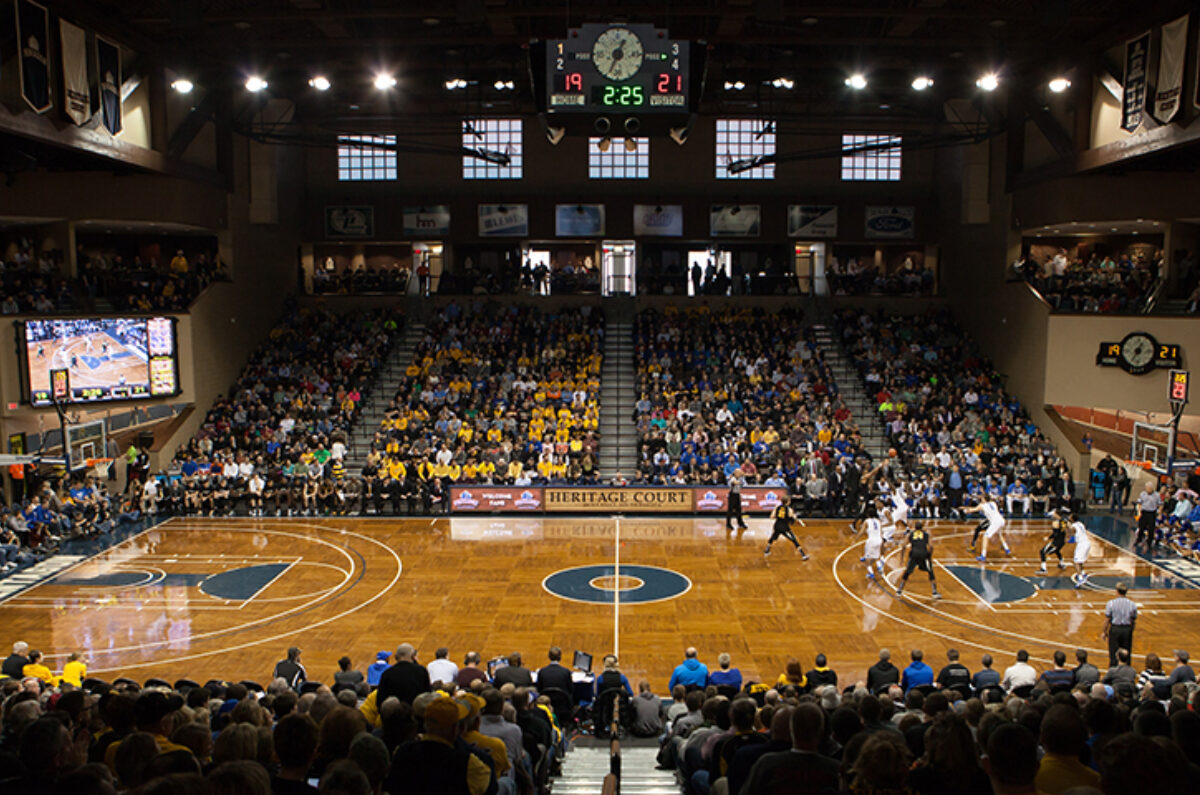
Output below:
[337,135,397,181]
[588,137,649,179]
[715,119,775,179]
[841,134,902,181]
[462,118,523,179]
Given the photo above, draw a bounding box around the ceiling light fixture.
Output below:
[597,137,611,153]
[244,75,268,92]
[445,78,468,90]
[911,76,933,91]
[624,137,638,152]
[724,80,745,91]
[845,73,867,90]
[976,73,999,92]
[493,79,515,90]
[171,78,194,94]
[1048,77,1071,93]
[770,77,794,90]
[308,75,331,91]
[374,73,397,90]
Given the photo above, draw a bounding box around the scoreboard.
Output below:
[545,23,690,117]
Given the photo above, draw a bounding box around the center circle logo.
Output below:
[542,565,692,604]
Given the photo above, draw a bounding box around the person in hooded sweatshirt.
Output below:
[632,681,666,737]
[668,647,709,691]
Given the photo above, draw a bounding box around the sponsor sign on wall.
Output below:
[865,206,915,239]
[710,205,761,237]
[325,206,374,238]
[555,204,605,237]
[402,206,451,237]
[787,205,838,238]
[449,487,544,512]
[633,204,684,236]
[478,204,529,237]
[544,488,693,513]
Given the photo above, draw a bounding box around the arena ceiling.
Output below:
[56,0,1192,126]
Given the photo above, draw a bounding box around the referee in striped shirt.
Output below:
[1102,582,1137,667]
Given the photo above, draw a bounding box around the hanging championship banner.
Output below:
[1153,15,1188,124]
[59,19,90,126]
[97,37,123,135]
[16,0,52,113]
[1121,31,1150,133]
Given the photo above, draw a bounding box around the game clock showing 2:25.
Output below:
[1095,331,1182,375]
[547,23,688,112]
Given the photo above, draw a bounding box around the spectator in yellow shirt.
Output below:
[169,250,189,273]
[23,649,58,686]
[61,652,87,687]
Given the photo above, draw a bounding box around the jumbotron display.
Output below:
[546,23,689,113]
[21,316,180,406]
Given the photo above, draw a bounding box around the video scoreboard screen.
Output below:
[546,23,689,114]
[20,316,181,406]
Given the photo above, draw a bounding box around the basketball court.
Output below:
[2,514,1195,688]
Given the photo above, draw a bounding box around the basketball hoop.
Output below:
[85,457,114,478]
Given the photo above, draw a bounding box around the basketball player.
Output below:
[1037,509,1069,574]
[895,521,942,599]
[764,495,808,560]
[890,479,911,528]
[963,494,1012,561]
[726,468,748,531]
[1069,512,1091,588]
[856,500,886,582]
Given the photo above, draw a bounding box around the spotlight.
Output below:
[597,137,611,153]
[374,73,397,90]
[171,78,194,94]
[308,75,331,91]
[244,75,268,92]
[724,80,745,91]
[976,73,999,92]
[493,80,514,90]
[845,73,867,90]
[1048,77,1071,93]
[770,77,794,90]
[445,78,467,90]
[911,76,933,91]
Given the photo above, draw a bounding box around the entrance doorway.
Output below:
[602,240,637,296]
[793,242,827,295]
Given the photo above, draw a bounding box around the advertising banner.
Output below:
[325,206,374,238]
[787,205,838,238]
[449,487,544,512]
[1122,31,1150,133]
[556,204,605,237]
[16,0,51,113]
[544,487,693,513]
[693,487,791,513]
[402,206,451,237]
[59,19,90,125]
[478,204,529,237]
[865,206,915,239]
[710,205,761,237]
[1153,15,1188,124]
[633,204,684,236]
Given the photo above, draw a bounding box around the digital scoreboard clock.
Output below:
[546,23,689,115]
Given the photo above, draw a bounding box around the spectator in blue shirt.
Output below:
[707,653,743,691]
[971,654,1001,693]
[667,647,709,691]
[366,651,391,687]
[902,649,934,691]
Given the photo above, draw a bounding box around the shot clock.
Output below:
[546,23,690,114]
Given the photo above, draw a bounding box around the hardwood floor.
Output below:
[2,515,1196,690]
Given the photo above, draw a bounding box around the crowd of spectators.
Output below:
[836,307,1076,515]
[164,305,400,514]
[0,236,229,315]
[2,637,1197,794]
[1014,249,1161,314]
[311,261,412,295]
[827,256,936,297]
[360,302,604,496]
[633,306,871,512]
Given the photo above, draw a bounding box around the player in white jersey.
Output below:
[963,496,1012,562]
[890,483,910,525]
[856,500,887,581]
[1069,512,1091,588]
[879,503,897,544]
